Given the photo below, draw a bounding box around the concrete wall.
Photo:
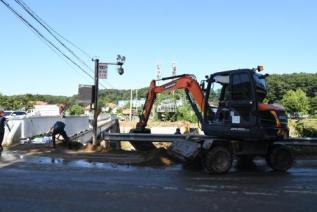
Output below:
[3,116,90,147]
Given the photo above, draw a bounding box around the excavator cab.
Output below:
[202,67,288,141]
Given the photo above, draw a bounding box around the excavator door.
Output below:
[203,70,258,139]
[229,70,257,128]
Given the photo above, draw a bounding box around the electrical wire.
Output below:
[0,0,94,80]
[14,0,93,71]
[16,0,92,60]
[15,0,116,89]
[0,0,111,90]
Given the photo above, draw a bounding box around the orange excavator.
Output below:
[129,67,292,173]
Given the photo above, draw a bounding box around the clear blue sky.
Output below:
[0,0,316,96]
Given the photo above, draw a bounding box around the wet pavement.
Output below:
[1,150,317,211]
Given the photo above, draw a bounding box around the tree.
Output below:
[281,89,310,115]
[176,103,198,123]
[267,73,317,103]
[309,96,317,115]
[68,104,84,115]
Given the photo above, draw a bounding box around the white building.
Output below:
[28,104,60,116]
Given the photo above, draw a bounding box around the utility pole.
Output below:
[135,89,138,117]
[172,62,176,112]
[130,89,133,121]
[92,59,99,146]
[92,55,125,146]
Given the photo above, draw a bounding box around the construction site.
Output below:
[1,0,317,211]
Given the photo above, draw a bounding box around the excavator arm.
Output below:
[135,74,206,131]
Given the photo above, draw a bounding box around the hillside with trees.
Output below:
[0,73,316,117]
[266,73,317,115]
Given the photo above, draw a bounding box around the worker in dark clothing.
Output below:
[174,128,181,135]
[49,121,69,148]
[0,110,11,151]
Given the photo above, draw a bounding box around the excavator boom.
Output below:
[136,74,205,131]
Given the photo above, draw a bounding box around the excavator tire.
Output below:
[266,145,293,172]
[204,146,232,174]
[129,128,157,151]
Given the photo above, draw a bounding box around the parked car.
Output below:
[4,111,27,119]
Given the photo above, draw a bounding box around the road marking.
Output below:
[163,186,178,190]
[243,192,277,196]
[185,187,216,192]
[284,190,317,195]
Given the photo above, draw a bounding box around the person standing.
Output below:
[0,110,11,151]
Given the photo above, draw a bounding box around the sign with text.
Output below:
[98,63,108,79]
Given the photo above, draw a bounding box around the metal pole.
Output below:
[129,89,133,121]
[93,59,99,145]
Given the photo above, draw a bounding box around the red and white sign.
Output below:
[98,63,108,79]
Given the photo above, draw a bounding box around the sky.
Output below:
[0,0,316,96]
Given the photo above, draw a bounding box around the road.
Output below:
[1,151,317,212]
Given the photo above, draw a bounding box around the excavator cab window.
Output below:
[231,73,252,101]
[207,74,231,123]
[230,71,256,127]
[253,73,267,102]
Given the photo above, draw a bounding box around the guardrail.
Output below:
[3,116,90,147]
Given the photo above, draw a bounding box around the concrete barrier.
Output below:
[3,116,90,147]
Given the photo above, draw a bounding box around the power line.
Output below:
[0,0,94,80]
[15,0,116,90]
[1,0,114,90]
[14,0,93,71]
[15,0,92,60]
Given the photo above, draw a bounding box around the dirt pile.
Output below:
[80,143,108,153]
[139,148,176,166]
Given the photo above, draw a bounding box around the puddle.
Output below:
[27,156,64,165]
[0,150,182,172]
[0,151,23,162]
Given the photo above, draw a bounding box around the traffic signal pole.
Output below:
[91,55,125,146]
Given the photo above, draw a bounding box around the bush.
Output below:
[281,89,309,115]
[68,104,84,115]
[176,104,198,123]
[295,119,317,137]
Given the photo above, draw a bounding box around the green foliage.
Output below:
[0,93,76,110]
[176,103,198,123]
[309,96,317,115]
[98,88,149,105]
[68,104,84,115]
[267,73,317,103]
[281,89,310,115]
[295,119,317,137]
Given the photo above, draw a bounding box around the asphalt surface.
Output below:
[1,151,317,212]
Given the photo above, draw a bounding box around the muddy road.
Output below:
[1,150,317,212]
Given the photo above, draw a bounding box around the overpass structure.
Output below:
[2,114,117,147]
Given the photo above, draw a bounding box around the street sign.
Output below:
[77,84,93,104]
[99,63,108,79]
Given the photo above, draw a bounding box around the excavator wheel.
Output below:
[129,128,157,151]
[266,145,293,172]
[204,146,233,174]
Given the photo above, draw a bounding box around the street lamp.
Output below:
[92,55,126,145]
